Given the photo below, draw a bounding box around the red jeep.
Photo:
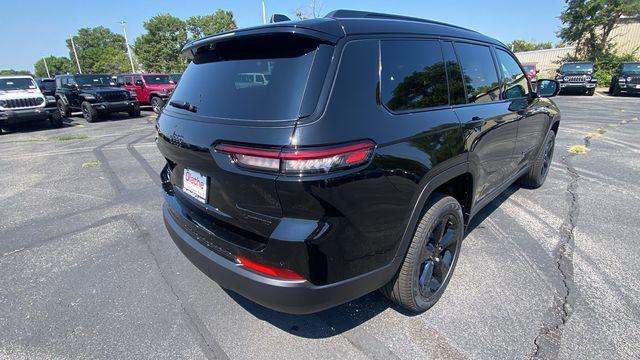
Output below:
[117,74,176,113]
[521,63,540,83]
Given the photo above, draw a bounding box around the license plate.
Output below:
[183,168,208,203]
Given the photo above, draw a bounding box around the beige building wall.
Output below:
[515,17,640,77]
[610,17,640,54]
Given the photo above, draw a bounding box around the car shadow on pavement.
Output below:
[1,118,77,135]
[224,187,521,338]
[226,288,418,338]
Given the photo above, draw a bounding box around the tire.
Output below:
[519,129,556,188]
[151,97,164,114]
[50,110,64,128]
[381,193,464,313]
[128,103,141,117]
[81,101,98,123]
[57,99,71,117]
[610,82,621,96]
[586,88,595,96]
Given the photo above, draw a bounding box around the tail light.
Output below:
[236,256,304,280]
[215,140,375,174]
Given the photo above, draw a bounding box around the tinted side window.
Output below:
[496,49,529,99]
[454,43,500,103]
[441,42,466,105]
[381,40,448,112]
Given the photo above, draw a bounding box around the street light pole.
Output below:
[70,35,82,74]
[42,57,51,78]
[120,21,136,73]
[262,0,267,24]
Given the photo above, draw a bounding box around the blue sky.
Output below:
[0,0,566,71]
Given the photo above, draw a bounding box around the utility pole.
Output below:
[42,57,51,78]
[262,0,267,24]
[70,35,82,74]
[120,21,136,73]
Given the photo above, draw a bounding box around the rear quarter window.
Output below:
[381,40,449,112]
[454,43,501,103]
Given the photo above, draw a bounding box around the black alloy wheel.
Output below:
[381,194,464,312]
[416,214,460,300]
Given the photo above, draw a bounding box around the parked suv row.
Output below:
[55,74,140,122]
[157,10,561,314]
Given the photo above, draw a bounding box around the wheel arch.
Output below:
[389,163,473,272]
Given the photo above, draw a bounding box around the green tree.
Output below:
[0,69,32,75]
[558,0,640,61]
[186,9,237,41]
[507,39,553,53]
[34,56,72,77]
[66,27,130,73]
[133,13,188,73]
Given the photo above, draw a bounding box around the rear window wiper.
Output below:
[169,100,198,113]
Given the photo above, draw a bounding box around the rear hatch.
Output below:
[157,24,340,251]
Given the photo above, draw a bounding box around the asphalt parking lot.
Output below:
[0,94,639,360]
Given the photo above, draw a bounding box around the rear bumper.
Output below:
[92,100,138,113]
[0,107,54,125]
[163,200,392,314]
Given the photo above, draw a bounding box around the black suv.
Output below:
[157,10,561,314]
[556,61,598,95]
[54,74,140,122]
[35,78,56,97]
[609,62,640,96]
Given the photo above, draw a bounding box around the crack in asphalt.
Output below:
[531,115,638,359]
[530,149,578,360]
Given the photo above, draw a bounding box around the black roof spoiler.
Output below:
[181,19,344,60]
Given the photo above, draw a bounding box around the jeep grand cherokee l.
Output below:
[157,10,561,314]
[556,61,598,95]
[609,62,640,96]
[0,75,63,134]
[55,74,140,122]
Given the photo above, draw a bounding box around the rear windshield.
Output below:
[0,78,37,91]
[144,75,172,84]
[39,80,56,91]
[168,35,324,121]
[561,63,593,74]
[76,75,113,87]
[622,63,640,73]
[523,65,535,72]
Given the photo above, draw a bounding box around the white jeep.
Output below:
[0,75,63,135]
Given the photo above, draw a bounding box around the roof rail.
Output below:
[325,9,476,33]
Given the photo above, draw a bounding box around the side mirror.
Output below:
[593,66,598,72]
[536,79,560,98]
[536,68,540,74]
[135,80,143,87]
